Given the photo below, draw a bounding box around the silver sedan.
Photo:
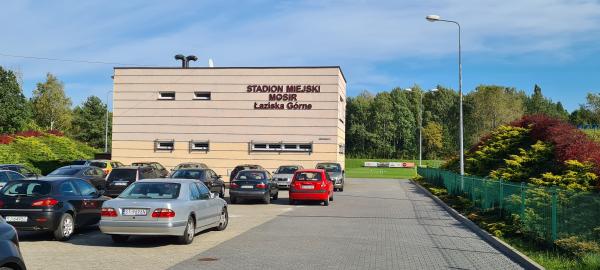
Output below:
[99,178,228,244]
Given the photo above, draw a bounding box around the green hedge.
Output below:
[0,134,98,175]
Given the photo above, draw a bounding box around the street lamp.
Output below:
[426,14,464,176]
[104,90,113,153]
[405,88,438,167]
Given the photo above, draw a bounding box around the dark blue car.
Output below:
[0,216,26,270]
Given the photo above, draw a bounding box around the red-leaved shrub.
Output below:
[0,134,14,144]
[46,130,64,136]
[14,130,43,138]
[511,115,600,175]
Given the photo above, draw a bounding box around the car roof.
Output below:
[176,168,208,171]
[235,164,261,168]
[57,165,93,169]
[0,164,23,167]
[132,161,157,164]
[278,165,301,167]
[112,166,141,170]
[316,162,340,165]
[238,169,267,173]
[297,169,325,173]
[16,176,83,182]
[138,178,199,184]
[88,159,109,162]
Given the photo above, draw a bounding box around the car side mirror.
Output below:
[209,192,216,199]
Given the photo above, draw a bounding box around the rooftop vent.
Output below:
[174,54,198,68]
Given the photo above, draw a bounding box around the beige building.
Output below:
[111,66,346,178]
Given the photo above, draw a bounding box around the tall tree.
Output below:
[71,96,110,149]
[525,84,569,120]
[369,92,396,158]
[31,73,72,131]
[346,91,374,157]
[422,121,443,159]
[390,88,416,158]
[0,66,30,133]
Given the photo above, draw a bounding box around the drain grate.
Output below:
[198,257,219,262]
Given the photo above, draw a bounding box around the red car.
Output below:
[289,169,334,206]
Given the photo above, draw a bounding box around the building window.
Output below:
[154,140,174,151]
[193,92,211,100]
[158,91,176,100]
[250,142,312,153]
[189,140,209,152]
[339,144,345,154]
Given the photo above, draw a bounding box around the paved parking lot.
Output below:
[19,179,522,270]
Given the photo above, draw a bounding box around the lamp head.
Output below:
[426,15,440,22]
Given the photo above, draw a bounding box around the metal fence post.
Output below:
[499,179,504,211]
[551,187,558,242]
[520,182,526,222]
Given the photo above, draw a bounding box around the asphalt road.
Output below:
[18,179,523,270]
[171,179,522,270]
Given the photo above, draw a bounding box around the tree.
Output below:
[70,96,110,149]
[525,84,568,120]
[369,92,396,158]
[389,88,417,158]
[0,66,30,133]
[31,73,72,131]
[422,85,460,157]
[346,91,374,157]
[422,121,443,159]
[569,93,600,127]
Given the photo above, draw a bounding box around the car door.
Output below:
[189,182,212,227]
[267,171,278,196]
[196,182,221,224]
[0,172,9,189]
[73,179,105,226]
[212,170,224,190]
[58,180,86,226]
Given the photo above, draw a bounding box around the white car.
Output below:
[99,178,228,244]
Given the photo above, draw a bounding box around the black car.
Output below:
[170,168,225,198]
[0,164,38,178]
[229,164,264,182]
[0,178,110,241]
[0,216,26,270]
[0,170,26,190]
[131,162,169,178]
[229,169,278,204]
[46,165,107,191]
[70,160,88,166]
[105,166,160,197]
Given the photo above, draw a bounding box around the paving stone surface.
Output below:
[171,178,523,270]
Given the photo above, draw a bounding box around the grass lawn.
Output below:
[345,158,443,179]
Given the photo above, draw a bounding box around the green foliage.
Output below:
[489,140,555,183]
[70,95,110,149]
[422,121,443,159]
[530,160,598,191]
[525,84,569,120]
[0,66,30,133]
[31,73,73,131]
[583,129,600,143]
[555,237,600,258]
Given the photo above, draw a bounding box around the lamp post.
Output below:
[405,88,438,167]
[426,14,464,175]
[104,90,113,153]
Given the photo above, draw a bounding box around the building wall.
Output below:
[112,67,346,178]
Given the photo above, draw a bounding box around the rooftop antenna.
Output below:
[208,58,214,68]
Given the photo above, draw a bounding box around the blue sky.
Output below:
[1,0,599,111]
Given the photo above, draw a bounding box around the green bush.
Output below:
[555,236,600,258]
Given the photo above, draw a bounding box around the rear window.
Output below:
[175,163,204,170]
[236,171,267,181]
[2,181,52,197]
[89,162,107,168]
[108,169,137,181]
[294,172,322,181]
[316,163,341,172]
[119,182,180,199]
[171,170,206,180]
[277,166,299,174]
[49,167,80,176]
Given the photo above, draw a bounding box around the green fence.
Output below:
[418,167,600,244]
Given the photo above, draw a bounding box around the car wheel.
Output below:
[219,186,225,198]
[54,212,75,241]
[323,199,329,206]
[111,235,129,243]
[329,193,334,201]
[272,192,278,200]
[263,193,271,204]
[339,186,344,192]
[230,196,237,204]
[215,207,228,231]
[177,216,195,245]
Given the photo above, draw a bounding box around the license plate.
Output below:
[241,185,253,189]
[301,185,314,189]
[113,182,128,186]
[5,216,28,222]
[122,209,147,216]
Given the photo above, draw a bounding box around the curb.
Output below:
[410,180,545,270]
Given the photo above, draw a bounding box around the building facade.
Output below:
[111,66,346,177]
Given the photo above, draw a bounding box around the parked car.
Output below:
[0,164,38,178]
[170,169,225,198]
[0,178,110,241]
[229,170,278,204]
[71,160,88,166]
[105,166,160,197]
[0,216,26,270]
[46,165,107,191]
[0,170,26,189]
[86,160,124,176]
[229,164,264,182]
[100,178,228,245]
[315,162,345,191]
[131,162,169,178]
[171,162,209,174]
[289,169,334,206]
[272,165,303,189]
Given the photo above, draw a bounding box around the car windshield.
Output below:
[132,163,150,167]
[175,163,203,170]
[316,164,341,173]
[277,166,298,174]
[108,169,137,181]
[171,170,206,180]
[295,172,322,181]
[48,167,80,176]
[236,171,267,181]
[119,182,180,199]
[89,162,107,168]
[2,181,52,197]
